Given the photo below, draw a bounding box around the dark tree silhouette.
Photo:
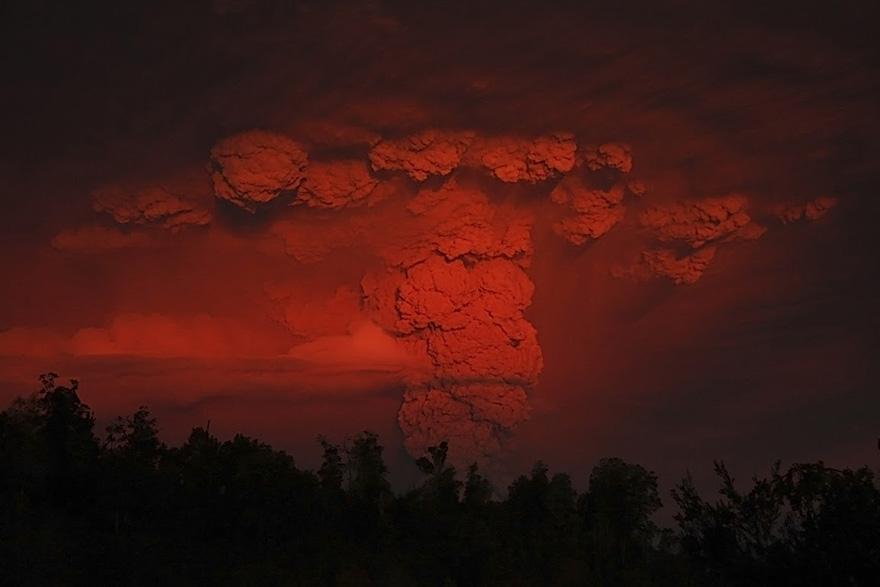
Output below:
[415,441,461,504]
[317,434,344,493]
[1,374,878,586]
[673,460,880,586]
[581,457,663,584]
[501,462,580,584]
[100,406,165,534]
[1,373,98,508]
[344,430,391,506]
[463,463,494,509]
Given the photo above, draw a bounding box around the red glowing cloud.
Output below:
[0,314,287,359]
[210,130,309,211]
[1,122,848,466]
[1,0,873,479]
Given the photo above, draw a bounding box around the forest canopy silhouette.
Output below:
[1,374,878,585]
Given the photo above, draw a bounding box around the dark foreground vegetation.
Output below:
[1,375,878,586]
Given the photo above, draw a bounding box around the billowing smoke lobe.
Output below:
[1,0,878,481]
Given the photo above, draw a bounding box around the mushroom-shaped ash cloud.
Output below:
[210,130,308,211]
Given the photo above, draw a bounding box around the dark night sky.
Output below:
[1,0,878,492]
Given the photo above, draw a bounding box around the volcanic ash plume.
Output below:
[204,127,837,464]
[361,181,543,466]
[398,383,531,464]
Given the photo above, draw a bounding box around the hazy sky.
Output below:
[1,0,878,491]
